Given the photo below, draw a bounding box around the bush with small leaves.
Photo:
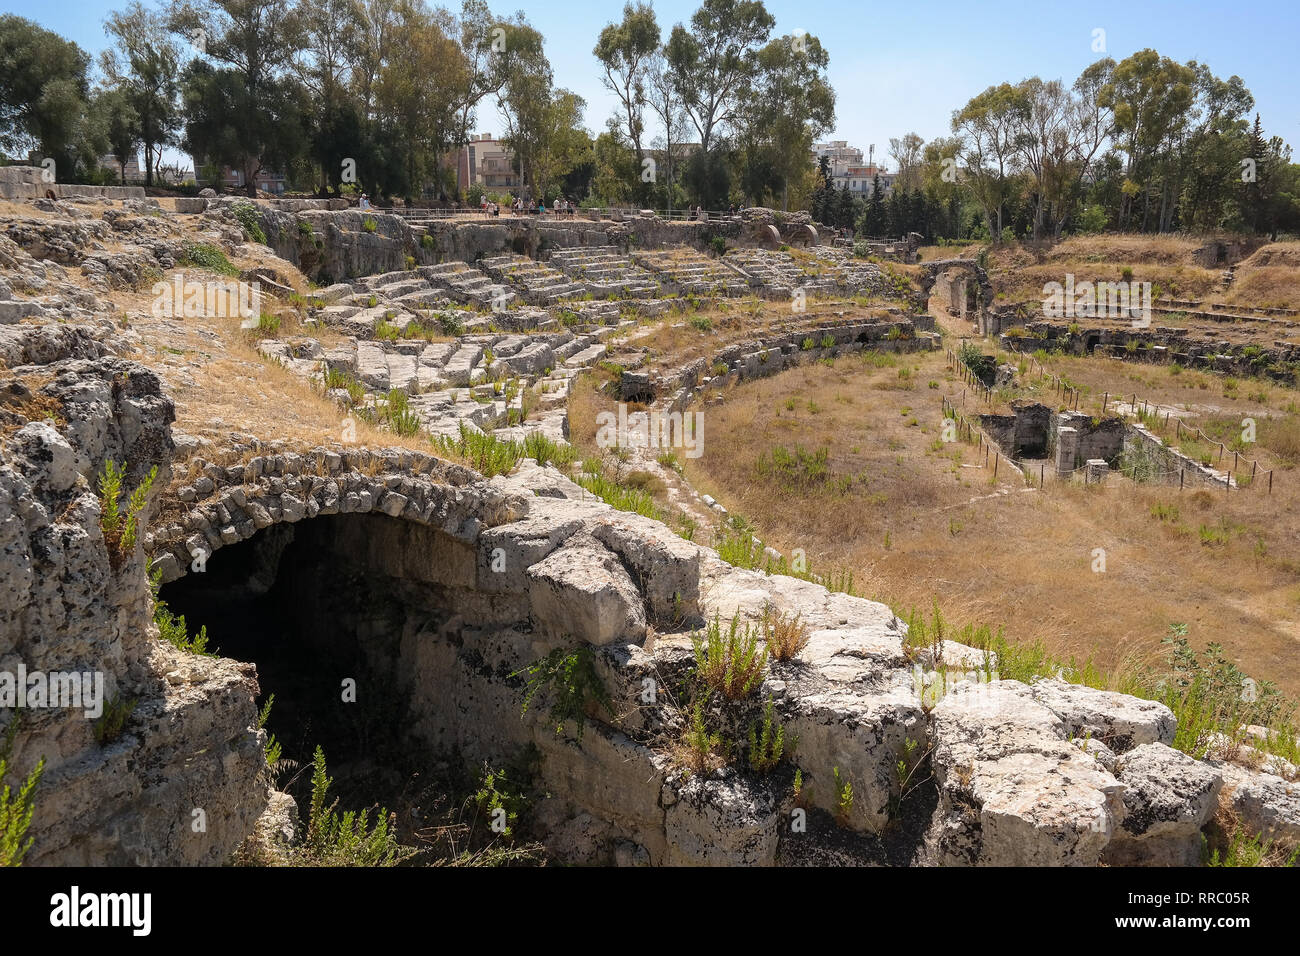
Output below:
[747,699,788,773]
[833,766,854,825]
[514,646,612,740]
[0,723,44,867]
[763,605,810,662]
[302,746,412,866]
[93,695,136,746]
[678,699,728,775]
[98,460,158,566]
[692,612,768,701]
[232,202,267,244]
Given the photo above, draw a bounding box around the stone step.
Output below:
[564,343,607,367]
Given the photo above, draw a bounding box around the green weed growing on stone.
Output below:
[0,722,44,867]
[514,646,612,741]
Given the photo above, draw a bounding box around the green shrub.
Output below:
[362,217,377,233]
[573,471,662,519]
[97,460,158,563]
[1208,823,1300,867]
[93,695,137,746]
[432,422,522,476]
[0,723,44,867]
[833,766,854,825]
[377,389,420,437]
[679,699,728,774]
[521,432,577,469]
[257,695,282,769]
[232,202,267,244]
[471,763,530,840]
[436,312,465,336]
[757,444,830,488]
[179,241,240,276]
[747,699,788,773]
[515,646,612,740]
[149,565,213,655]
[302,746,411,866]
[692,612,767,701]
[322,366,366,404]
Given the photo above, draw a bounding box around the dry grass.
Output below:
[988,260,1220,307]
[680,348,1300,696]
[762,605,811,661]
[0,368,64,437]
[1223,266,1300,310]
[1237,241,1300,269]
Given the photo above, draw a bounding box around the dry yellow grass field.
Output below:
[671,347,1300,696]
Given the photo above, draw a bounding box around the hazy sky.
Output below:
[8,0,1300,168]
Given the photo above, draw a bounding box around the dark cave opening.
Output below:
[158,513,549,860]
[156,514,507,808]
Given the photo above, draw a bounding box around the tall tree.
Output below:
[665,0,773,204]
[102,2,181,185]
[644,49,688,211]
[0,15,98,177]
[594,0,659,195]
[373,0,468,199]
[488,19,550,199]
[888,133,924,193]
[171,0,308,195]
[96,87,139,183]
[1098,49,1195,229]
[952,82,1021,242]
[737,31,835,210]
[294,0,362,193]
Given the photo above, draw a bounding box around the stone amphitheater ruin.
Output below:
[2,174,1297,867]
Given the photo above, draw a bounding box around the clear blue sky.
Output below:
[8,0,1300,167]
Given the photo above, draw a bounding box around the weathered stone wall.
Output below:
[210,201,744,285]
[2,330,265,865]
[1056,411,1126,464]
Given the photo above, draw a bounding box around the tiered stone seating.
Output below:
[547,246,659,298]
[479,253,586,305]
[631,249,751,296]
[419,261,517,308]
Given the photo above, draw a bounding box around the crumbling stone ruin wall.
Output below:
[0,165,145,202]
[1005,322,1299,384]
[919,260,993,332]
[1,330,265,866]
[1123,424,1236,488]
[641,317,939,413]
[982,405,1124,466]
[4,195,1298,867]
[1057,411,1126,464]
[203,201,743,286]
[979,401,1054,459]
